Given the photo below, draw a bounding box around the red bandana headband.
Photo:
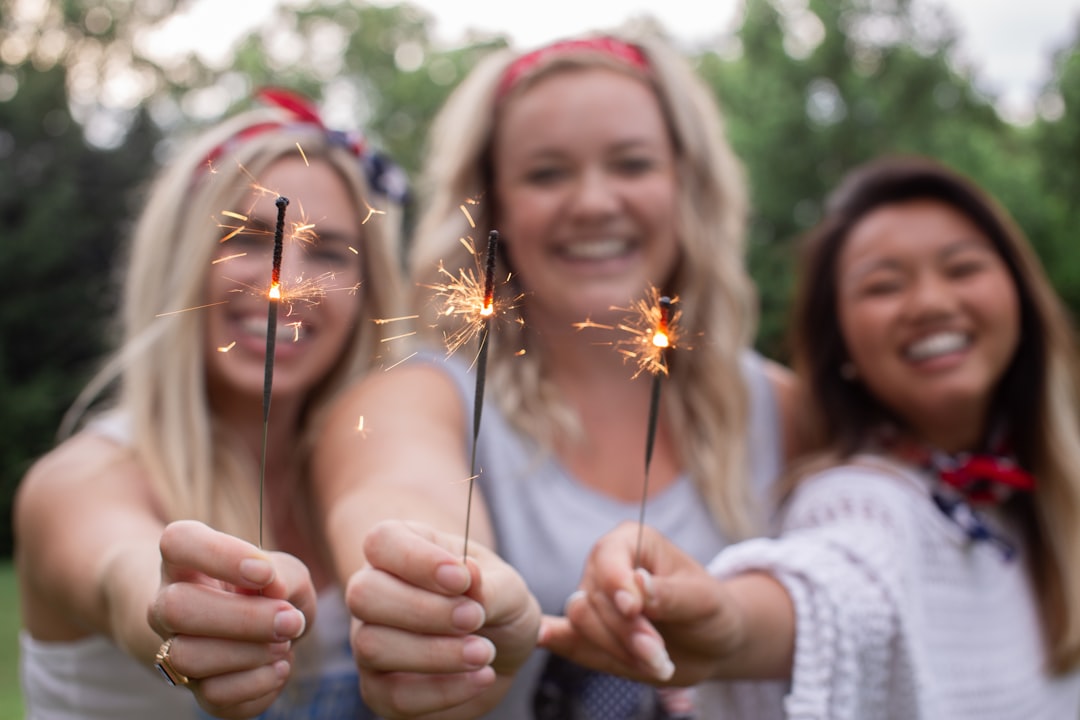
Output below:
[495,36,650,100]
[200,87,409,204]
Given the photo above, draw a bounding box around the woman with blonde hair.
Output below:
[315,32,804,718]
[16,88,407,719]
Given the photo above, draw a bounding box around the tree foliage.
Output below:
[2,0,1079,555]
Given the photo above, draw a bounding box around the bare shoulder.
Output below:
[15,431,162,637]
[760,359,812,462]
[16,432,148,520]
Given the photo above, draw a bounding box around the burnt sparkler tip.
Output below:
[275,196,290,210]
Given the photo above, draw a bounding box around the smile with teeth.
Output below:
[560,238,633,261]
[239,316,308,342]
[905,331,969,361]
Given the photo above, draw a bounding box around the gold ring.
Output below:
[154,637,190,687]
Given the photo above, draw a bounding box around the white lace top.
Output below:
[702,456,1080,719]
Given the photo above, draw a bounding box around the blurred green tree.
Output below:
[0,62,161,556]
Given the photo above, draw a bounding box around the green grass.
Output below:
[0,561,24,718]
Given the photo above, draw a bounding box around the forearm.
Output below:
[98,539,170,664]
[707,572,795,680]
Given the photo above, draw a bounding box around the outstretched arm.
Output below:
[539,522,794,685]
[313,363,539,717]
[15,436,313,720]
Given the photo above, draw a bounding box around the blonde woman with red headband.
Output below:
[314,32,806,718]
[15,89,408,719]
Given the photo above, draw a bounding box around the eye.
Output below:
[611,155,655,176]
[945,257,989,279]
[523,165,568,185]
[310,244,357,268]
[220,229,272,256]
[856,273,904,297]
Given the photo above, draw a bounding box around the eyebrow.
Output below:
[845,237,993,280]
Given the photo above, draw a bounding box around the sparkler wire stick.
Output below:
[259,196,289,548]
[463,229,499,560]
[634,295,674,569]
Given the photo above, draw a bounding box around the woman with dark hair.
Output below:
[543,155,1080,718]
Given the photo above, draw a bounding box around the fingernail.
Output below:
[563,590,586,615]
[614,589,636,617]
[462,636,496,668]
[274,608,305,640]
[272,659,291,682]
[635,568,656,605]
[434,562,470,593]
[451,600,486,632]
[633,632,675,681]
[239,557,274,586]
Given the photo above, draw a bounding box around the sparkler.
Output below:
[259,195,289,548]
[577,288,681,567]
[462,229,499,560]
[635,294,675,568]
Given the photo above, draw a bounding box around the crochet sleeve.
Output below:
[705,463,930,720]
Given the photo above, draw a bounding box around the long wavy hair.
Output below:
[790,155,1080,672]
[410,31,761,538]
[62,105,405,543]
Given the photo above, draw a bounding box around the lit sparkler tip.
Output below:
[269,283,282,300]
[652,295,674,347]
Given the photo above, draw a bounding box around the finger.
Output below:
[260,551,317,634]
[353,622,496,674]
[194,659,292,719]
[151,582,306,642]
[583,523,649,614]
[536,615,650,681]
[159,520,275,591]
[567,590,675,682]
[157,635,293,680]
[564,587,639,665]
[363,521,472,596]
[640,568,725,625]
[360,667,497,719]
[348,565,486,635]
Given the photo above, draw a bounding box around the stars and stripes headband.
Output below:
[202,87,410,205]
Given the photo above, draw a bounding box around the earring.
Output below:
[840,361,857,381]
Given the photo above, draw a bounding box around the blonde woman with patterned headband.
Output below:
[15,88,407,719]
[313,32,807,718]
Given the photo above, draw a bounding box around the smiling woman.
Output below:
[13,88,407,719]
[538,155,1080,720]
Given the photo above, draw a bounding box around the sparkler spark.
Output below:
[573,287,682,379]
[424,236,522,361]
[259,195,289,549]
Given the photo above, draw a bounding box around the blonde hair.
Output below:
[63,106,405,542]
[410,32,760,537]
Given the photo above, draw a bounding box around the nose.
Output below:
[570,166,620,219]
[903,269,958,321]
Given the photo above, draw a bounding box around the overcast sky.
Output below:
[145,0,1080,125]
[397,0,1080,123]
